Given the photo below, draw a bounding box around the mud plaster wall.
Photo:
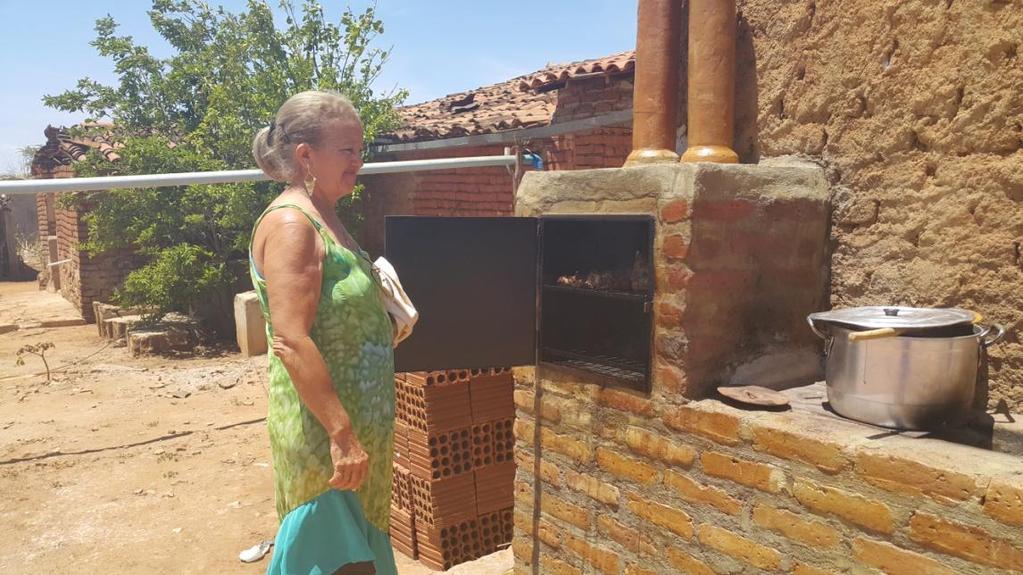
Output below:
[732,0,1023,410]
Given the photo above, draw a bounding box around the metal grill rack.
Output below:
[543,347,646,384]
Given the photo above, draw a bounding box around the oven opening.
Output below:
[539,216,655,392]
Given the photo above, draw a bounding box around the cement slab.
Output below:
[0,281,84,329]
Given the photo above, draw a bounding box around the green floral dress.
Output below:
[249,204,396,574]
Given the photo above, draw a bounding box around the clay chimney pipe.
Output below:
[681,0,739,163]
[624,0,682,166]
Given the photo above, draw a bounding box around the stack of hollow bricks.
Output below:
[390,368,516,571]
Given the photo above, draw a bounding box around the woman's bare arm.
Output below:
[260,211,352,441]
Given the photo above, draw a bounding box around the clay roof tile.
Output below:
[384,50,635,143]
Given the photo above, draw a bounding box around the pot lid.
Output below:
[808,306,977,330]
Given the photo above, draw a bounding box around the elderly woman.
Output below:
[249,90,396,575]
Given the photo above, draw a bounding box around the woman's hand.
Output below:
[329,430,370,491]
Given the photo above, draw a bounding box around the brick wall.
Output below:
[552,75,634,124]
[543,128,633,172]
[54,194,142,322]
[512,374,1023,575]
[358,144,518,257]
[404,145,517,217]
[546,76,635,171]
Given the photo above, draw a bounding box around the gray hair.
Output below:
[252,90,361,181]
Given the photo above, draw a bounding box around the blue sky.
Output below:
[0,1,637,174]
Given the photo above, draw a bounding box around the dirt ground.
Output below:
[0,281,511,574]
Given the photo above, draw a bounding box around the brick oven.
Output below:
[384,157,836,574]
[507,160,836,575]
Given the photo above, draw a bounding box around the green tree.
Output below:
[44,0,406,334]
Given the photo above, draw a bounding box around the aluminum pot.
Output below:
[807,307,1005,430]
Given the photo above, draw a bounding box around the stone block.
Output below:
[984,476,1023,527]
[542,395,591,430]
[513,478,534,512]
[128,325,196,357]
[540,427,592,464]
[561,529,621,575]
[92,301,107,335]
[909,512,1023,570]
[626,493,693,539]
[696,524,783,571]
[536,519,562,549]
[539,554,580,575]
[664,470,743,515]
[666,548,715,575]
[663,404,742,445]
[512,509,531,534]
[701,451,785,493]
[658,199,690,224]
[597,388,654,417]
[513,389,561,422]
[852,538,957,575]
[752,422,850,474]
[751,503,841,548]
[855,450,980,503]
[540,492,591,530]
[105,315,143,340]
[234,291,267,356]
[94,303,146,340]
[793,479,895,535]
[513,418,534,443]
[661,233,689,260]
[596,447,661,485]
[511,537,532,567]
[623,426,697,467]
[597,515,654,555]
[564,469,620,507]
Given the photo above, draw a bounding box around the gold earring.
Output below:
[303,170,316,198]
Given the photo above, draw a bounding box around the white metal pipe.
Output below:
[0,154,520,196]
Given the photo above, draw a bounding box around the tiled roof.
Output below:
[385,51,635,143]
[31,122,123,176]
[518,51,635,92]
[387,77,557,143]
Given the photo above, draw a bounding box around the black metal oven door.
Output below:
[385,216,538,372]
